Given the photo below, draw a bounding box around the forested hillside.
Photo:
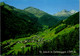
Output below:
[1,2,42,41]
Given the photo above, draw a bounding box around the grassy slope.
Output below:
[1,12,79,55]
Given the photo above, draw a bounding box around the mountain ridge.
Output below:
[53,9,77,16]
[24,6,59,27]
[24,6,51,18]
[53,9,77,20]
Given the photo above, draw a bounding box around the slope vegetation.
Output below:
[1,9,79,56]
[1,2,42,41]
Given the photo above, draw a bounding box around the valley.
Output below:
[0,2,79,55]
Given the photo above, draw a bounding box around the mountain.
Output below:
[1,2,79,56]
[53,9,77,20]
[1,12,79,55]
[24,7,46,18]
[70,10,77,13]
[0,2,42,41]
[64,12,79,25]
[24,7,59,27]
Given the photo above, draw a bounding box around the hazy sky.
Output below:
[0,0,79,15]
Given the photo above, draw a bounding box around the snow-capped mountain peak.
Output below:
[70,10,77,14]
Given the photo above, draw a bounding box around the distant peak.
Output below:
[61,9,68,12]
[24,6,41,12]
[27,6,34,9]
[70,10,77,13]
[24,6,37,10]
[70,10,76,11]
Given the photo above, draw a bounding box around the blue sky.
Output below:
[0,0,79,15]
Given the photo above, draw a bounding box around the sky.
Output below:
[0,0,79,15]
